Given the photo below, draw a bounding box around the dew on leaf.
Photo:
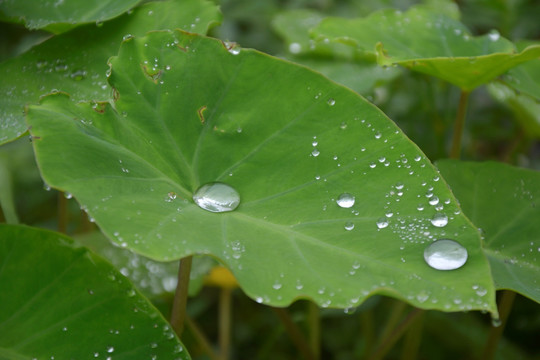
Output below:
[430,213,448,227]
[193,182,240,213]
[344,222,355,231]
[289,42,302,54]
[429,196,439,206]
[376,218,389,229]
[424,239,468,270]
[311,149,320,157]
[336,193,355,208]
[327,98,335,106]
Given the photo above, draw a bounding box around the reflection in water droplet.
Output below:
[424,239,468,270]
[327,98,335,106]
[344,222,354,231]
[430,213,448,227]
[376,218,389,229]
[336,193,355,208]
[193,182,240,213]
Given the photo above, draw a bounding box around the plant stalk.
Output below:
[450,90,470,159]
[219,287,232,360]
[272,307,316,360]
[307,301,320,360]
[170,255,193,337]
[368,308,423,360]
[482,290,517,360]
[58,192,68,233]
[185,315,220,360]
[400,310,424,360]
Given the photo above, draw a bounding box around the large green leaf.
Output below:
[0,224,189,359]
[500,41,540,101]
[437,160,540,303]
[0,0,140,33]
[0,0,221,145]
[27,30,497,314]
[312,6,540,91]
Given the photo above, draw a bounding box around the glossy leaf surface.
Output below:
[28,31,496,313]
[0,0,140,32]
[0,0,221,145]
[312,7,540,91]
[437,160,540,303]
[0,224,189,359]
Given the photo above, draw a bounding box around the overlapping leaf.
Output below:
[272,9,401,95]
[0,0,221,145]
[437,160,540,303]
[312,6,540,91]
[27,30,497,313]
[0,0,140,33]
[0,224,189,359]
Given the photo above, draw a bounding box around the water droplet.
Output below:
[424,239,468,270]
[106,346,114,353]
[273,282,282,290]
[165,192,177,202]
[340,122,347,129]
[491,317,502,327]
[488,30,500,41]
[193,182,240,213]
[327,98,335,106]
[70,69,87,81]
[344,222,354,231]
[376,218,389,229]
[311,149,320,157]
[430,213,448,227]
[64,192,73,199]
[289,42,302,54]
[336,193,355,208]
[428,196,439,206]
[374,132,382,139]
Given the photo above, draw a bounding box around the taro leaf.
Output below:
[500,41,540,101]
[0,0,140,33]
[437,160,540,303]
[271,9,401,95]
[0,224,189,359]
[487,82,540,138]
[312,6,540,91]
[0,0,221,146]
[27,30,497,314]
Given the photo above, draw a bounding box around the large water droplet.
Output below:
[376,218,389,229]
[193,182,240,213]
[430,213,448,227]
[336,193,355,208]
[424,239,468,270]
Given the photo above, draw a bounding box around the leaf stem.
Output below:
[368,307,423,360]
[482,290,516,360]
[272,307,316,360]
[170,255,193,337]
[185,315,220,360]
[219,287,232,360]
[400,310,424,360]
[360,310,375,358]
[307,301,320,360]
[58,192,68,233]
[450,90,470,159]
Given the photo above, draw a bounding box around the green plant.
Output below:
[1,0,538,359]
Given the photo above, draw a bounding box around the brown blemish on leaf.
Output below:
[198,105,207,124]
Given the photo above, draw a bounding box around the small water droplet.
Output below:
[193,182,240,213]
[344,222,354,231]
[289,42,302,54]
[429,196,439,206]
[273,282,282,290]
[488,30,500,41]
[376,218,389,229]
[491,317,502,327]
[374,132,382,139]
[311,149,320,157]
[327,98,335,106]
[424,239,468,270]
[431,213,448,227]
[106,346,114,353]
[336,193,355,208]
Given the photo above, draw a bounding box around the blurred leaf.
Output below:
[312,6,540,91]
[0,0,221,145]
[437,160,540,304]
[487,81,540,138]
[0,0,140,33]
[500,41,540,101]
[0,224,189,359]
[27,30,497,313]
